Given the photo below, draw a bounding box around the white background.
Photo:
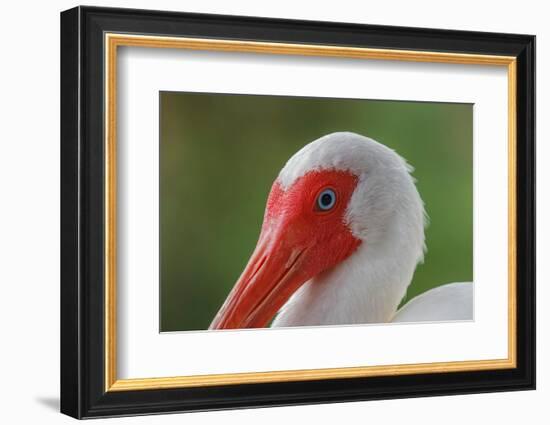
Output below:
[0,1,545,424]
[118,48,509,378]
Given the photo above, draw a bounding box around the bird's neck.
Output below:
[272,220,422,327]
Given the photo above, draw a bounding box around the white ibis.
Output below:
[210,132,472,330]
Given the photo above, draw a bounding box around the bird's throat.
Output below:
[271,242,418,327]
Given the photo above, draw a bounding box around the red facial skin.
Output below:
[209,170,362,330]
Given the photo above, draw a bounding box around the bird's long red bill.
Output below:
[209,225,310,330]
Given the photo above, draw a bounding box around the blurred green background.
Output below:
[160,92,473,332]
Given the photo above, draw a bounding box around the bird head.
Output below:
[209,132,425,329]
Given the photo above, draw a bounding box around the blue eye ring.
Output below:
[317,188,337,211]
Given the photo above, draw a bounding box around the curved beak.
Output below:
[209,222,310,330]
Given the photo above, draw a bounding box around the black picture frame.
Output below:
[60,5,535,419]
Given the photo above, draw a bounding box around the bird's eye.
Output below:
[316,189,336,211]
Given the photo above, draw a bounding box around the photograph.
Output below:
[160,92,474,332]
[59,6,535,418]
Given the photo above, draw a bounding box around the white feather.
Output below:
[392,282,473,323]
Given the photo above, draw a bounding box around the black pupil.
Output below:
[321,193,333,207]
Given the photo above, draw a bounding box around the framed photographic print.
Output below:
[60,6,535,419]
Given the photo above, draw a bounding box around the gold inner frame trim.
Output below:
[104,33,518,392]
